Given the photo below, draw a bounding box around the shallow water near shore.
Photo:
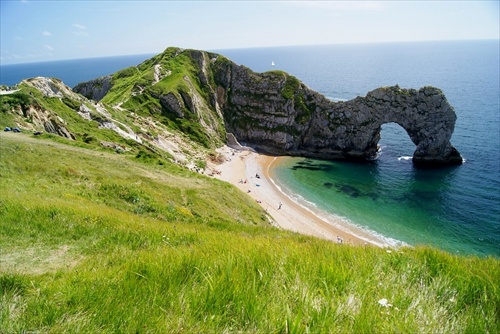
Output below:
[272,150,498,256]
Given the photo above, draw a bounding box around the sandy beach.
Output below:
[212,146,388,247]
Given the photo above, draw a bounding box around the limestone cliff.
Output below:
[73,75,113,101]
[209,53,462,166]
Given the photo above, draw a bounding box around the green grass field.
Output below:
[1,132,498,333]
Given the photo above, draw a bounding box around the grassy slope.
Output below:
[0,47,225,165]
[101,47,225,149]
[0,83,144,154]
[1,133,498,333]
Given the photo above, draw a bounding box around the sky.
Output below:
[1,0,499,65]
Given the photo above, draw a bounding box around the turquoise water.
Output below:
[221,41,499,257]
[1,41,498,256]
[271,152,496,256]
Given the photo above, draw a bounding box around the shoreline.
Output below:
[212,146,389,247]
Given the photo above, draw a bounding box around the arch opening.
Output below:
[377,122,416,161]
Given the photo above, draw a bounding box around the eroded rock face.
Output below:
[73,75,113,101]
[66,47,463,166]
[211,59,462,166]
[25,77,76,98]
[20,105,75,140]
[159,92,184,118]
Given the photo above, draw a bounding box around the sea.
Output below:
[1,40,498,257]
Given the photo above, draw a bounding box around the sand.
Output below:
[212,146,388,247]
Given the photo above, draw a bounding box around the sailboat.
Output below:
[271,61,275,67]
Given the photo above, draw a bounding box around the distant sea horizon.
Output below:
[0,53,156,88]
[1,40,498,257]
[2,38,498,87]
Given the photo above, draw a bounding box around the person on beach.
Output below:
[278,202,282,210]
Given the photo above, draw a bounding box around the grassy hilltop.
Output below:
[1,132,498,333]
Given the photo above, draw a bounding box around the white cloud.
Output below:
[72,23,89,36]
[73,23,86,30]
[44,45,54,51]
[42,31,52,37]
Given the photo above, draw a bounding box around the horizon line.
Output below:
[1,38,498,66]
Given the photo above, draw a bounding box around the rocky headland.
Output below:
[211,58,462,166]
[4,47,462,167]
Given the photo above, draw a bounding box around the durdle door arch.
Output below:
[327,85,464,166]
[211,55,462,167]
[288,86,462,167]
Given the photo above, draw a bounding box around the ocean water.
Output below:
[1,41,498,256]
[220,40,500,257]
[0,54,155,88]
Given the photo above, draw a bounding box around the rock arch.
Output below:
[212,54,463,167]
[308,85,463,166]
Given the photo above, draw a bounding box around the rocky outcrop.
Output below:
[43,116,75,140]
[159,92,185,118]
[25,47,462,167]
[14,104,75,140]
[210,56,462,166]
[25,77,77,98]
[73,75,113,101]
